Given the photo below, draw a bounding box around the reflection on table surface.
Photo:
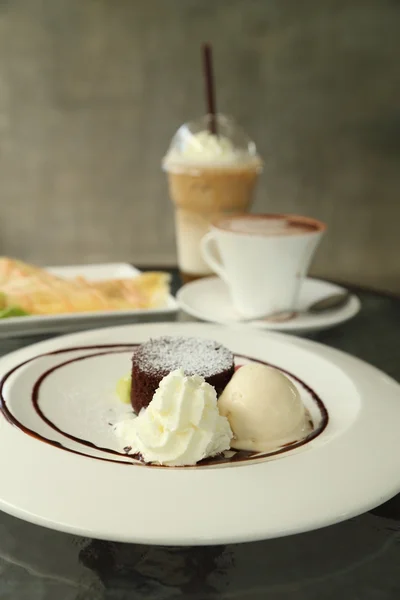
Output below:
[0,276,399,599]
[0,507,400,599]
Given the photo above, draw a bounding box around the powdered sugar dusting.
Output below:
[133,336,233,378]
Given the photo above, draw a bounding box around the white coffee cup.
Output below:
[201,214,326,319]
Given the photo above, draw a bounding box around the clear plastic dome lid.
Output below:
[162,114,262,171]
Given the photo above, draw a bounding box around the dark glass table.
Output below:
[0,269,399,600]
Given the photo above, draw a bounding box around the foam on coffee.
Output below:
[217,216,323,236]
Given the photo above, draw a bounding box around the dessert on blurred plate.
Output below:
[114,336,316,467]
[0,258,170,317]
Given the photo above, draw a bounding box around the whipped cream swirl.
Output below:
[163,130,261,169]
[115,369,232,466]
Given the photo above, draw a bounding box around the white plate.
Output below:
[0,263,177,337]
[0,322,399,545]
[177,277,361,333]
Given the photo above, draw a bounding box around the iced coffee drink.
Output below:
[162,114,262,283]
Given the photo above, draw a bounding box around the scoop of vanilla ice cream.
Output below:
[115,368,232,466]
[218,364,310,452]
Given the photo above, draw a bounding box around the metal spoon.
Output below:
[241,291,351,323]
[307,291,351,314]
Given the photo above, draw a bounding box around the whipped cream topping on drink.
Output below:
[219,364,311,452]
[163,130,261,170]
[115,368,232,466]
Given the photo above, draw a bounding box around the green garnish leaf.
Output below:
[116,375,132,404]
[0,306,30,318]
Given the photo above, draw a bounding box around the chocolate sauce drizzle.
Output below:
[0,344,328,469]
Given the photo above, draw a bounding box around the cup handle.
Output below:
[201,232,228,282]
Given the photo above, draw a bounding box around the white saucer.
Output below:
[0,322,399,545]
[177,277,361,333]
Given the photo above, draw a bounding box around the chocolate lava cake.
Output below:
[131,336,234,413]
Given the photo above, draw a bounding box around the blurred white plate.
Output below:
[177,276,360,334]
[0,263,177,337]
[0,322,399,545]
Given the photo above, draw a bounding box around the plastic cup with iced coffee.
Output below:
[162,114,262,283]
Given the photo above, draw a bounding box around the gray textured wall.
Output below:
[0,0,398,291]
